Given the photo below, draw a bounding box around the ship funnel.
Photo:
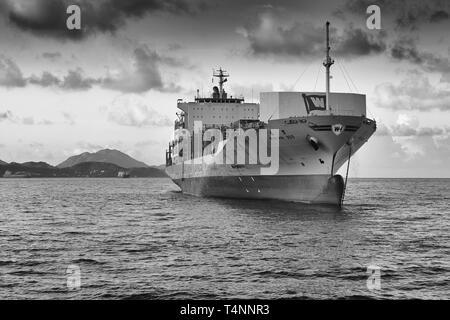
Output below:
[212,86,220,99]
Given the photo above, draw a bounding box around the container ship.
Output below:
[165,22,376,206]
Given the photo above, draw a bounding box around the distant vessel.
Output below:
[165,22,376,206]
[118,171,130,178]
[3,170,31,178]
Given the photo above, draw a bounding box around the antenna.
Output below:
[213,68,229,99]
[323,21,334,111]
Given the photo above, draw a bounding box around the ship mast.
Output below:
[213,68,229,98]
[323,21,334,110]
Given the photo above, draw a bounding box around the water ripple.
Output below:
[0,177,449,299]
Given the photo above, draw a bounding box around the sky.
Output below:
[0,0,449,177]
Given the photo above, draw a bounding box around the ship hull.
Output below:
[166,114,376,206]
[172,174,344,205]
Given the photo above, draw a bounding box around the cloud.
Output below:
[240,13,386,60]
[107,94,172,127]
[167,43,183,51]
[429,10,450,22]
[38,119,55,125]
[390,38,450,83]
[376,114,449,137]
[0,110,14,121]
[229,83,273,100]
[102,44,181,93]
[29,68,99,90]
[42,52,62,61]
[0,110,25,123]
[2,44,182,92]
[2,0,205,40]
[29,71,61,87]
[333,26,386,58]
[1,53,99,90]
[62,112,75,125]
[0,55,27,87]
[6,0,75,39]
[337,0,450,30]
[61,68,99,90]
[244,17,323,58]
[395,2,450,30]
[106,0,203,18]
[375,73,450,111]
[0,110,55,125]
[75,141,104,153]
[134,140,161,148]
[362,134,450,176]
[22,116,35,125]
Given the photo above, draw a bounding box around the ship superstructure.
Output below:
[165,22,376,206]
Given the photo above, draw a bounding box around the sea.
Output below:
[0,178,448,299]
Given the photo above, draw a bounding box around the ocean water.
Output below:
[0,178,448,300]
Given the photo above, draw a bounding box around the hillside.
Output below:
[128,166,168,178]
[0,159,7,165]
[18,161,55,169]
[0,161,167,178]
[1,162,59,177]
[68,162,167,177]
[57,149,149,169]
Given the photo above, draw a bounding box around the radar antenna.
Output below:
[213,68,229,99]
[323,21,334,111]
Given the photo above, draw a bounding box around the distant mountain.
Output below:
[127,166,168,178]
[19,161,54,169]
[69,162,126,177]
[1,162,57,178]
[154,164,166,171]
[57,149,149,169]
[0,159,7,165]
[0,161,167,178]
[69,162,167,178]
